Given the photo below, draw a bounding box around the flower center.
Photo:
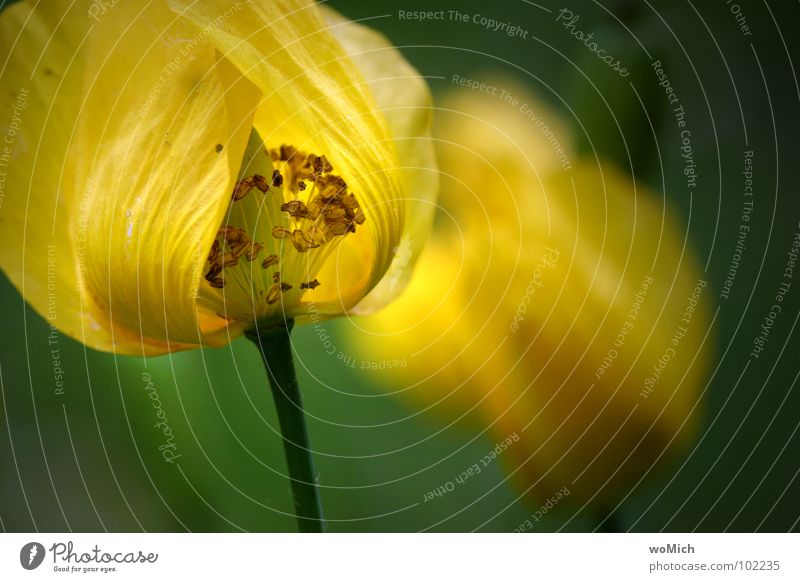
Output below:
[198,132,366,322]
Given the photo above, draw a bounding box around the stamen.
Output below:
[261,254,279,269]
[290,229,318,253]
[272,226,292,239]
[281,200,309,219]
[267,146,366,255]
[245,242,262,261]
[208,239,220,264]
[221,252,239,267]
[204,225,263,289]
[232,174,269,201]
[265,281,293,304]
[266,284,281,305]
[203,141,367,316]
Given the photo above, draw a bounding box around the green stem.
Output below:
[245,320,326,533]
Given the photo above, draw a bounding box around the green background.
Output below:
[1,0,799,532]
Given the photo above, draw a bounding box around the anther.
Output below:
[281,200,309,219]
[266,284,281,304]
[245,242,262,261]
[272,226,292,239]
[261,254,279,269]
[232,174,269,201]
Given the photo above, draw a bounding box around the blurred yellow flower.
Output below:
[0,0,436,355]
[346,80,712,506]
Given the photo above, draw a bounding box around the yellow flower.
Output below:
[346,80,712,506]
[0,0,436,355]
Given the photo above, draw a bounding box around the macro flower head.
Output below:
[0,0,437,355]
[347,80,712,506]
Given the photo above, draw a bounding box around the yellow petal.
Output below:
[169,0,407,316]
[73,1,260,351]
[319,7,439,314]
[0,0,165,354]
